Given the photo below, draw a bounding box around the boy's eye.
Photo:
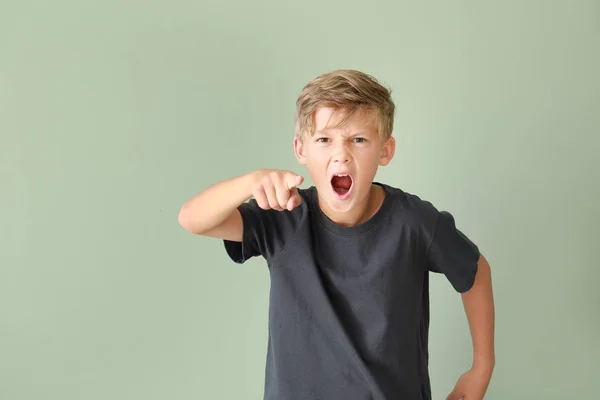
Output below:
[314,137,366,143]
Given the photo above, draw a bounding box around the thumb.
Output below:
[285,173,304,190]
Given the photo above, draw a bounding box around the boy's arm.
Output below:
[177,172,258,241]
[177,169,303,242]
[463,254,495,373]
[446,254,495,400]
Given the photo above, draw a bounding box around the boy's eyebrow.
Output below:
[315,129,370,136]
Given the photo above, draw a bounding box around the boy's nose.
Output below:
[333,152,350,163]
[332,144,351,163]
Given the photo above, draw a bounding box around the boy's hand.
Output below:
[445,366,492,400]
[252,169,304,211]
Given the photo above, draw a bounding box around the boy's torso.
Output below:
[256,183,435,400]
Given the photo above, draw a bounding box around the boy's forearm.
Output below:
[178,171,258,234]
[462,254,495,373]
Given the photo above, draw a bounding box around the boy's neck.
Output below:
[318,184,386,227]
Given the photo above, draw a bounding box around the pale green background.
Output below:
[1,1,598,399]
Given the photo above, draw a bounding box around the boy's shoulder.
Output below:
[376,182,443,228]
[376,182,431,206]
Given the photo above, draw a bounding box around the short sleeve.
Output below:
[223,199,263,263]
[425,210,480,293]
[223,196,306,264]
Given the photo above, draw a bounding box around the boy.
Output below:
[178,70,495,400]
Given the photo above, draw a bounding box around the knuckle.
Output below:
[261,176,272,187]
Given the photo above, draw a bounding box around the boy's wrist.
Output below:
[245,170,264,193]
[234,171,258,202]
[472,356,495,375]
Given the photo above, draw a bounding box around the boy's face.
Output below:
[294,107,395,214]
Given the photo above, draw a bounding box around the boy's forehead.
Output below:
[313,107,377,133]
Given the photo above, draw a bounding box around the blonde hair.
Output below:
[294,69,395,141]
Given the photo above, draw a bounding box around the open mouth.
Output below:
[330,174,353,197]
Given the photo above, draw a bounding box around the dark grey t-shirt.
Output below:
[223,182,480,400]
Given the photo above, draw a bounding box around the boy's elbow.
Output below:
[177,207,190,231]
[177,206,200,234]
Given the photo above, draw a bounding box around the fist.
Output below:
[252,169,304,211]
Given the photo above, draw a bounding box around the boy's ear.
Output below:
[294,136,308,165]
[379,136,396,166]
